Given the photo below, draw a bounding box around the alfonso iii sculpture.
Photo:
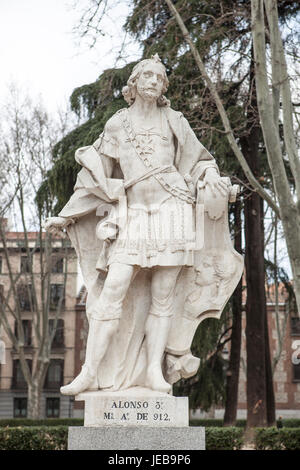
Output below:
[45,54,243,396]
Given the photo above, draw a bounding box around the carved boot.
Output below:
[60,318,119,396]
[145,314,172,394]
[60,364,95,396]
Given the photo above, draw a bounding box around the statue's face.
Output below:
[136,62,165,102]
[195,256,216,286]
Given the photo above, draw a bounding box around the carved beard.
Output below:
[137,85,160,102]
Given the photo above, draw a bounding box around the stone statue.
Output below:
[45,55,243,397]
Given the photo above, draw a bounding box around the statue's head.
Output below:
[122,54,170,106]
[195,251,236,288]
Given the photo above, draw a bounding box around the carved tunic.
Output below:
[97,109,195,267]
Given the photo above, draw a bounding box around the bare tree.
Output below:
[0,87,74,418]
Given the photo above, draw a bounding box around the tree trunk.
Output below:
[240,44,276,428]
[265,307,276,425]
[243,144,276,428]
[262,197,276,426]
[27,380,41,419]
[223,201,243,426]
[244,186,268,427]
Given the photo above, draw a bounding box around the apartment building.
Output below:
[0,229,78,418]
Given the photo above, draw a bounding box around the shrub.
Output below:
[190,418,246,427]
[190,419,224,427]
[255,427,300,450]
[255,427,281,450]
[0,418,83,427]
[0,426,68,450]
[190,418,300,429]
[205,427,244,450]
[280,419,300,428]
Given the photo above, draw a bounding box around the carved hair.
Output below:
[213,253,237,292]
[122,54,170,107]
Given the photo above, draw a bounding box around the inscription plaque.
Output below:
[76,387,189,427]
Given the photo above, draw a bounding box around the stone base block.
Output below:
[68,426,205,450]
[75,387,188,427]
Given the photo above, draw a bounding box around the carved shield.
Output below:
[164,178,244,384]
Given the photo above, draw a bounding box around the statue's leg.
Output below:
[145,266,181,393]
[60,263,135,395]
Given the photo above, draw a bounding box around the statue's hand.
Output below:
[43,216,75,234]
[203,168,228,197]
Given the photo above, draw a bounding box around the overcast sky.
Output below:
[0,0,140,112]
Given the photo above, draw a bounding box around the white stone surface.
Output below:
[275,392,288,403]
[238,389,247,404]
[45,55,243,398]
[274,371,287,382]
[68,426,205,450]
[76,387,188,427]
[277,382,285,393]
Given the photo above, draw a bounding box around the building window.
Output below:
[44,359,64,390]
[50,284,65,310]
[12,359,32,389]
[293,363,300,382]
[14,397,27,417]
[17,284,33,311]
[291,317,300,336]
[49,319,64,349]
[14,320,32,347]
[20,256,32,273]
[46,397,60,418]
[51,256,64,273]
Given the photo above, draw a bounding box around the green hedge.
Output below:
[255,427,300,450]
[0,425,243,451]
[0,424,299,450]
[190,418,300,428]
[190,418,247,427]
[0,418,83,427]
[0,426,68,450]
[190,419,225,427]
[278,419,300,428]
[205,427,244,450]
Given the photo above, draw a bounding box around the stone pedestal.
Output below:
[75,387,188,427]
[68,426,205,450]
[68,387,205,450]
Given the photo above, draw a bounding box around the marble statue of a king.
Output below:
[45,55,243,396]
